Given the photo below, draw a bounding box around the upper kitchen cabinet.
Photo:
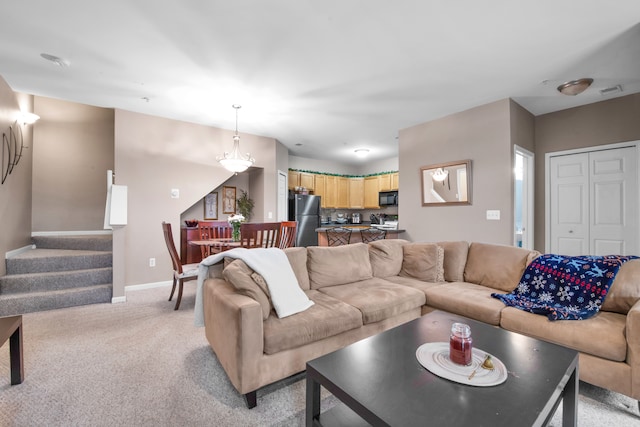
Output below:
[288,170,315,190]
[314,174,327,208]
[336,177,350,208]
[364,176,380,208]
[324,175,337,208]
[391,172,399,190]
[349,178,364,209]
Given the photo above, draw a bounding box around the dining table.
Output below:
[188,237,243,256]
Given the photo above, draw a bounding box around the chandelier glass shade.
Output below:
[431,168,449,182]
[217,105,255,173]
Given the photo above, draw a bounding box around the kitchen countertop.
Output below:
[315,223,405,233]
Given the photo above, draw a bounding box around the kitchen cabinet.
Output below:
[300,172,315,190]
[288,171,315,191]
[379,174,392,191]
[314,174,327,208]
[364,176,380,208]
[336,177,350,208]
[349,178,364,208]
[391,172,399,190]
[325,175,337,207]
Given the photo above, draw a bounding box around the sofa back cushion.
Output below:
[602,259,640,314]
[368,239,409,277]
[284,247,310,291]
[399,243,445,282]
[437,241,469,282]
[464,242,539,292]
[222,259,272,320]
[308,243,373,289]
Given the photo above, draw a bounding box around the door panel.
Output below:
[550,153,589,255]
[590,147,637,255]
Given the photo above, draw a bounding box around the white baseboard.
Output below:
[111,296,127,304]
[126,281,172,292]
[31,230,113,237]
[5,244,36,259]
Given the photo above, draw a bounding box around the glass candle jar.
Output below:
[449,323,473,366]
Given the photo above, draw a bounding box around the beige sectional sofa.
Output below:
[200,239,640,408]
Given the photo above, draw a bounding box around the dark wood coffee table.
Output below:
[306,310,578,426]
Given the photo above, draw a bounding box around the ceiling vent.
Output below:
[599,85,623,96]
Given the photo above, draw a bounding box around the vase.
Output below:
[232,223,241,242]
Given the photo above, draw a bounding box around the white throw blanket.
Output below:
[193,247,314,327]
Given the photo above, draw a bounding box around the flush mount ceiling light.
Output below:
[40,53,70,68]
[216,105,255,173]
[354,148,369,158]
[431,168,449,182]
[557,78,593,96]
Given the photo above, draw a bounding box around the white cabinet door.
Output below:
[549,146,638,256]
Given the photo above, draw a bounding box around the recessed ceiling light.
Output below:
[557,78,593,96]
[354,148,369,158]
[40,53,70,68]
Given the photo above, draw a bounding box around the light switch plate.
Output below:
[486,210,501,220]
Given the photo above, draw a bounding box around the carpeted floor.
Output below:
[0,285,638,426]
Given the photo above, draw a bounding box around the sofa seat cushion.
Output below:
[308,243,373,289]
[384,275,447,296]
[318,278,426,324]
[424,282,506,326]
[500,307,627,362]
[263,290,363,355]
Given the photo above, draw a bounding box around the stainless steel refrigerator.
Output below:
[288,194,320,247]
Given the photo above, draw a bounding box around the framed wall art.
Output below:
[222,186,236,214]
[204,192,218,220]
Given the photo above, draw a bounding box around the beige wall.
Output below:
[32,97,114,232]
[533,93,640,250]
[398,99,516,244]
[114,109,279,296]
[0,78,34,276]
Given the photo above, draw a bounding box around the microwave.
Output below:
[379,190,398,206]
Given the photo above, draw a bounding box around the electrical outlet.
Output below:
[149,258,156,267]
[268,212,273,219]
[486,210,501,220]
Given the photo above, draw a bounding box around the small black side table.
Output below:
[0,315,24,385]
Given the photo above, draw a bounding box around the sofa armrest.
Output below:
[626,299,640,398]
[203,278,264,394]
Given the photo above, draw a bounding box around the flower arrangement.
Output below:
[228,214,245,241]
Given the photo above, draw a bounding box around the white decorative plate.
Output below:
[416,342,507,387]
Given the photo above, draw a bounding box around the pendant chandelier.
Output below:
[432,168,449,182]
[217,104,255,173]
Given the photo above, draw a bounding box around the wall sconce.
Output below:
[19,111,40,125]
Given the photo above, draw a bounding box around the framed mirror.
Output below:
[420,160,472,206]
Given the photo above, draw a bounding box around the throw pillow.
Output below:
[368,239,408,277]
[436,241,469,282]
[283,247,311,290]
[399,243,445,282]
[222,259,272,320]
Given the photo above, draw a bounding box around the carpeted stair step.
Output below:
[6,248,112,275]
[0,267,112,294]
[0,284,112,317]
[32,235,112,251]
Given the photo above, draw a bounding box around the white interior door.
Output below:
[277,170,288,222]
[590,147,637,255]
[548,144,638,256]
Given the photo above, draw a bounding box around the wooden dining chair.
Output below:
[240,222,281,248]
[278,221,297,249]
[197,221,216,259]
[326,227,352,246]
[360,227,387,244]
[162,222,199,310]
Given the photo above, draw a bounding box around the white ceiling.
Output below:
[2,1,640,165]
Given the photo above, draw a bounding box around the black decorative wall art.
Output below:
[2,120,25,185]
